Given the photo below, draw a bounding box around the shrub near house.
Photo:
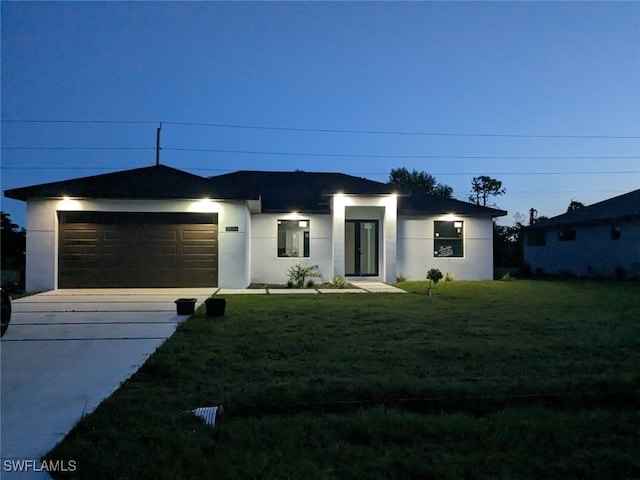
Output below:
[1,212,26,291]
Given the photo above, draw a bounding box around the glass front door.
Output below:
[345,220,379,276]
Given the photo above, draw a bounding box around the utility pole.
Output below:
[156,122,162,165]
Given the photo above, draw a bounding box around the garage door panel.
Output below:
[63,230,99,241]
[63,254,100,264]
[63,245,99,255]
[137,269,178,286]
[183,258,217,269]
[144,245,178,255]
[145,256,177,268]
[144,230,178,241]
[104,229,134,240]
[60,269,103,288]
[183,230,217,240]
[59,212,218,288]
[183,245,217,255]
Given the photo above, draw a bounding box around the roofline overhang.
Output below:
[525,213,640,231]
[7,194,256,204]
[398,210,507,217]
[323,192,406,197]
[3,191,260,202]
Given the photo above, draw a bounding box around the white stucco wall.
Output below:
[524,220,640,277]
[250,213,333,285]
[331,194,398,283]
[24,198,250,291]
[397,215,495,281]
[25,195,499,290]
[250,196,398,285]
[25,200,57,292]
[214,202,252,288]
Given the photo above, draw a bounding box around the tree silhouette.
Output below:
[388,167,453,198]
[1,212,26,290]
[469,176,505,207]
[567,200,585,212]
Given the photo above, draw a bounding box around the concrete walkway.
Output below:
[216,281,406,295]
[0,289,212,479]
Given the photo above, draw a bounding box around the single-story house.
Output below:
[4,165,507,290]
[523,189,640,278]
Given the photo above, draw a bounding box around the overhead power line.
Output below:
[2,165,638,177]
[2,119,155,125]
[165,147,640,160]
[163,121,640,139]
[2,147,153,151]
[2,145,638,161]
[2,119,638,139]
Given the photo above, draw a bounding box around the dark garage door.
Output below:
[59,212,218,288]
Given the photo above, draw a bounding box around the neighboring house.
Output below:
[4,165,506,291]
[523,189,640,278]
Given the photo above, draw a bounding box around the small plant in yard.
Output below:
[426,268,443,295]
[396,273,408,283]
[501,272,513,281]
[444,272,454,282]
[286,263,321,288]
[332,274,348,289]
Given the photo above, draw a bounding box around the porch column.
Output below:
[331,195,346,277]
[383,195,398,283]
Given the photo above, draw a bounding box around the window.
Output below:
[611,227,621,240]
[434,221,463,257]
[558,230,576,241]
[527,231,546,247]
[277,220,310,257]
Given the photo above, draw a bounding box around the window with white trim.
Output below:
[434,221,464,257]
[277,220,310,257]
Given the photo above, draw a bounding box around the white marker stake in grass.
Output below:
[191,406,223,427]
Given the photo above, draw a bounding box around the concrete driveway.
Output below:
[0,289,213,478]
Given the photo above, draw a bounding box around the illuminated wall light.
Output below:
[281,211,304,220]
[190,198,219,213]
[59,196,82,210]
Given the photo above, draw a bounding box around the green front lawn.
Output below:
[47,280,640,479]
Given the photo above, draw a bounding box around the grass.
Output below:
[46,280,639,479]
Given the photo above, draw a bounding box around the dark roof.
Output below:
[526,189,640,230]
[399,192,507,217]
[207,171,505,216]
[207,170,399,213]
[4,165,214,201]
[4,166,507,217]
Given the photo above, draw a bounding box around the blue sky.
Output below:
[2,1,639,228]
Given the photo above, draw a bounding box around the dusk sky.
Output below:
[2,1,639,228]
